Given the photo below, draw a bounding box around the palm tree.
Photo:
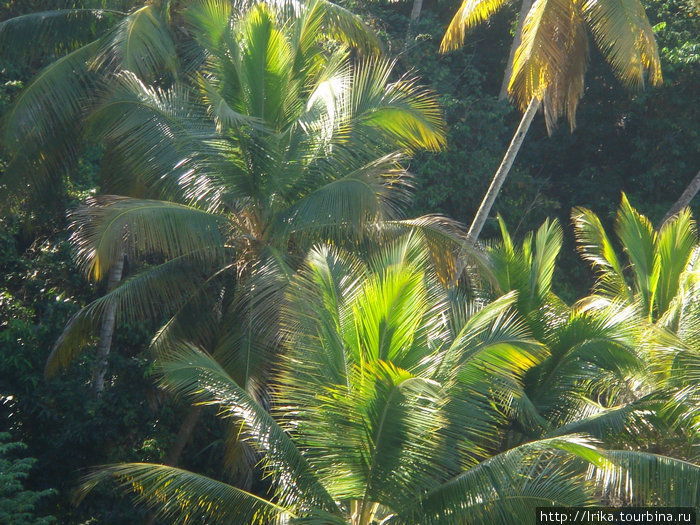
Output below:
[441,0,663,243]
[482,207,698,461]
[571,195,700,455]
[76,235,699,523]
[42,2,452,472]
[0,0,384,393]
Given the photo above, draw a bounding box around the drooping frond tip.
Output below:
[440,0,510,53]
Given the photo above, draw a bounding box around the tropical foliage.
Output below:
[0,0,697,522]
[78,235,700,523]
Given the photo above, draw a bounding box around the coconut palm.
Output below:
[441,0,663,242]
[571,196,700,455]
[76,235,699,523]
[1,0,385,393]
[484,209,699,461]
[44,0,448,405]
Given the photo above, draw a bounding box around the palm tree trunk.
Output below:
[404,0,424,49]
[409,0,423,21]
[659,169,700,229]
[498,0,532,100]
[467,95,540,243]
[164,405,202,465]
[91,251,125,395]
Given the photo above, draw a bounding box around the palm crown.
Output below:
[44,0,449,381]
[441,0,662,131]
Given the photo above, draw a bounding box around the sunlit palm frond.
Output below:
[615,194,659,318]
[69,196,227,281]
[654,209,698,316]
[77,463,292,524]
[541,11,589,132]
[509,0,578,111]
[581,0,662,90]
[440,0,511,52]
[572,206,631,302]
[350,58,446,152]
[156,343,340,514]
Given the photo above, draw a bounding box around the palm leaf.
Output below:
[1,42,98,201]
[91,4,178,80]
[69,196,227,281]
[592,451,700,506]
[46,253,234,377]
[156,344,341,514]
[77,463,292,524]
[572,206,631,302]
[615,193,659,318]
[581,0,662,90]
[654,209,698,316]
[509,0,578,110]
[440,0,511,52]
[398,436,603,524]
[0,9,120,60]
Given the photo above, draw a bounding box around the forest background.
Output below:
[0,0,697,522]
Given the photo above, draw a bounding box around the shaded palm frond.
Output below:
[156,344,340,514]
[77,463,292,524]
[0,9,120,60]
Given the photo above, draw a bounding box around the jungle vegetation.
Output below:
[0,0,698,523]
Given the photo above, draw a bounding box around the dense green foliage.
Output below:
[0,0,698,522]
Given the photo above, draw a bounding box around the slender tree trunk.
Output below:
[404,0,423,49]
[467,95,541,243]
[659,169,700,229]
[498,0,532,100]
[409,0,423,21]
[164,405,202,466]
[91,251,125,395]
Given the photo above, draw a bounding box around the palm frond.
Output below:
[351,58,446,152]
[69,196,227,281]
[277,153,413,241]
[654,209,697,316]
[0,9,120,60]
[572,206,631,302]
[581,0,662,90]
[77,463,292,524]
[615,194,659,318]
[46,252,233,376]
[509,0,578,111]
[90,72,229,207]
[156,344,340,514]
[1,42,98,200]
[440,0,511,52]
[591,451,699,506]
[91,4,178,80]
[398,436,603,524]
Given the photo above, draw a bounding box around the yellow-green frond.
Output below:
[440,0,511,53]
[581,0,662,90]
